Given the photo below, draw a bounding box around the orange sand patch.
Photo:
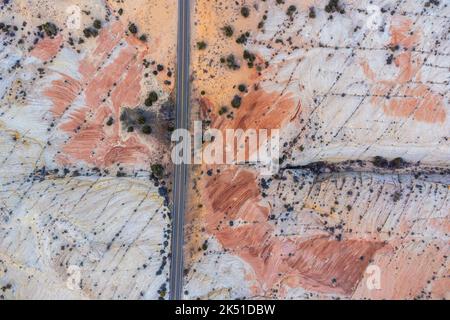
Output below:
[192,0,265,109]
[106,0,177,86]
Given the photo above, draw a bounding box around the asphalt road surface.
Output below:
[169,0,191,301]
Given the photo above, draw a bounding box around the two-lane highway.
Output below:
[170,0,191,300]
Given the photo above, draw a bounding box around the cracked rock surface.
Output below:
[185,0,449,300]
[1,0,448,301]
[0,0,176,299]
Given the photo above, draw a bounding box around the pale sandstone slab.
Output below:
[0,0,176,299]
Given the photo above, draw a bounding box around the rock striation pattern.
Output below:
[0,0,448,301]
[185,0,449,299]
[0,0,176,299]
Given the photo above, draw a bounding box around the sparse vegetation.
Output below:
[145,91,159,106]
[236,32,250,45]
[325,0,345,14]
[373,156,389,168]
[151,164,164,178]
[238,84,247,92]
[240,6,250,18]
[222,25,234,37]
[83,27,98,38]
[223,54,240,70]
[138,115,146,125]
[218,106,228,115]
[243,50,256,68]
[128,23,138,34]
[392,191,402,202]
[93,19,102,29]
[40,22,58,37]
[197,41,207,50]
[373,156,407,169]
[142,125,152,135]
[389,157,406,169]
[287,5,297,17]
[231,95,242,108]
